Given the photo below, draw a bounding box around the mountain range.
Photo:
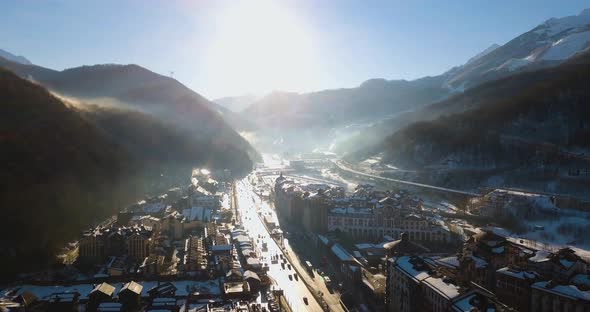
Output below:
[355,51,590,197]
[0,58,259,159]
[0,48,31,65]
[242,8,590,138]
[214,94,260,112]
[0,65,256,277]
[0,54,259,277]
[2,7,590,276]
[441,8,590,90]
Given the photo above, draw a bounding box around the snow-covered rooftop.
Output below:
[4,280,220,301]
[331,243,356,262]
[423,276,461,300]
[330,207,372,215]
[532,281,590,301]
[529,250,551,263]
[572,274,590,288]
[182,206,211,222]
[496,267,539,280]
[467,255,488,269]
[395,256,430,282]
[436,256,460,269]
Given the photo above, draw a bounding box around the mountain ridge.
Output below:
[241,8,590,137]
[0,55,259,161]
[0,48,31,65]
[0,67,254,277]
[352,50,590,197]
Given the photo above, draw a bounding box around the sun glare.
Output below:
[206,0,315,96]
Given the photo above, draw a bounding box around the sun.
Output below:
[206,0,315,96]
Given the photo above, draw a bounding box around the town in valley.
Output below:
[2,1,590,311]
[2,152,590,311]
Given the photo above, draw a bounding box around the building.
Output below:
[192,194,220,210]
[140,254,165,276]
[527,248,588,281]
[495,266,540,311]
[130,215,161,232]
[107,256,127,276]
[451,288,514,312]
[327,201,450,242]
[223,269,249,299]
[97,302,123,312]
[386,256,433,312]
[119,281,143,310]
[47,292,79,312]
[386,254,467,312]
[469,189,559,219]
[244,270,262,293]
[79,230,105,261]
[301,189,330,233]
[148,297,180,312]
[330,243,362,274]
[357,268,387,312]
[531,280,590,312]
[162,212,184,240]
[128,229,152,260]
[422,275,462,312]
[148,282,177,298]
[383,232,430,258]
[182,206,212,232]
[457,230,514,290]
[184,236,208,274]
[88,283,116,311]
[79,225,153,261]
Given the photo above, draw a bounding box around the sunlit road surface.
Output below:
[259,199,345,312]
[236,179,323,312]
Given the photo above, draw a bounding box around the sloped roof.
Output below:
[91,282,115,297]
[120,281,143,295]
[227,269,243,279]
[244,270,261,281]
[383,234,430,254]
[379,196,397,206]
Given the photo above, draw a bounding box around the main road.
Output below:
[235,178,324,312]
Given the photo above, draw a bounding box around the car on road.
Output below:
[281,263,285,269]
[287,264,291,270]
[294,273,298,281]
[302,297,308,305]
[288,274,292,281]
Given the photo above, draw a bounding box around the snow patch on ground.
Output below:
[541,30,590,60]
[497,57,533,71]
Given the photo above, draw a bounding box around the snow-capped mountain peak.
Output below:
[534,8,590,37]
[442,8,590,89]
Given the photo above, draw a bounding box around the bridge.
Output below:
[255,168,296,176]
[332,160,481,199]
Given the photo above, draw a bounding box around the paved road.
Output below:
[256,196,345,312]
[333,160,481,197]
[236,179,323,312]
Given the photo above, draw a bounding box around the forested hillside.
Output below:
[0,68,251,278]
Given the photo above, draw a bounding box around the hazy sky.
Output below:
[1,0,589,99]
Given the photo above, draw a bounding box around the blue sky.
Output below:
[1,0,589,99]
